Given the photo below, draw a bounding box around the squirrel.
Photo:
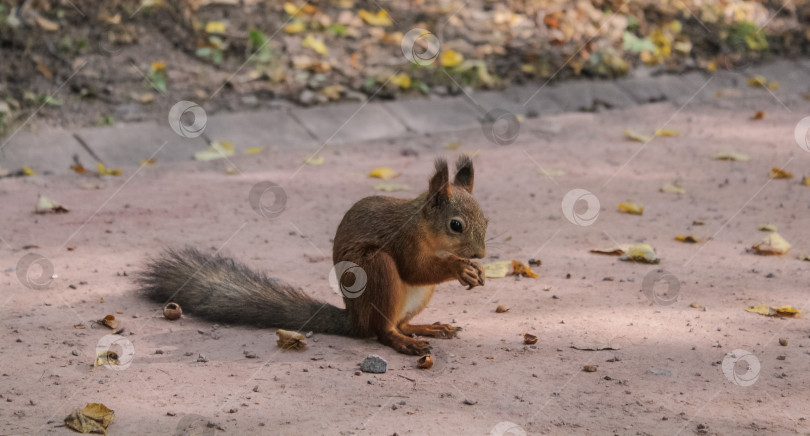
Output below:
[137,155,488,355]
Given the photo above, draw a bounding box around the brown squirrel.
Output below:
[138,156,487,355]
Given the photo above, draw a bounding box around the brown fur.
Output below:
[138,156,488,355]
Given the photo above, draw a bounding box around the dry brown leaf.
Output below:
[769,167,793,179]
[523,333,538,345]
[276,329,306,350]
[495,305,510,313]
[745,304,800,317]
[752,110,765,120]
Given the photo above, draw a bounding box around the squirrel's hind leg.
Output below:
[399,322,460,339]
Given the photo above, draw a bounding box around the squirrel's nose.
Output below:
[471,248,486,259]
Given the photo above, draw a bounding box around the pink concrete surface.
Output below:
[2,101,809,435]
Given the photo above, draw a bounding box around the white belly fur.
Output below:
[399,285,433,320]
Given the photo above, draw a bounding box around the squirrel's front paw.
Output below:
[457,259,485,289]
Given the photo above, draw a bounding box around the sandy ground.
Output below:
[2,99,810,435]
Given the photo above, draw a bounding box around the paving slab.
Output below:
[547,80,594,112]
[74,122,209,168]
[0,129,95,175]
[473,86,563,118]
[203,110,317,150]
[384,96,480,133]
[290,102,407,144]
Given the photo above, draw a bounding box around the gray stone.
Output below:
[646,368,672,376]
[360,354,387,373]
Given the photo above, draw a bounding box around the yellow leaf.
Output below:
[757,223,777,232]
[590,244,631,256]
[358,9,392,26]
[302,34,328,55]
[445,141,460,150]
[620,243,659,264]
[624,128,653,142]
[140,158,156,166]
[368,167,399,179]
[320,85,344,100]
[440,50,464,67]
[284,2,302,15]
[802,176,810,186]
[660,182,686,194]
[244,147,263,155]
[752,232,791,255]
[276,329,307,350]
[483,260,511,278]
[194,141,234,161]
[512,260,538,278]
[151,61,166,71]
[23,165,36,176]
[389,73,411,89]
[655,129,679,137]
[303,155,324,165]
[706,61,717,72]
[284,21,306,34]
[97,163,122,176]
[769,167,793,179]
[675,235,699,243]
[746,304,800,317]
[374,183,410,192]
[713,151,749,161]
[540,168,565,176]
[35,195,68,214]
[767,81,779,91]
[205,21,226,34]
[618,201,644,215]
[747,75,767,87]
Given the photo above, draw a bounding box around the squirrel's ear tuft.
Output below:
[453,155,474,193]
[428,158,450,206]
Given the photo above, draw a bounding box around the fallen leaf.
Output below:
[64,403,114,434]
[620,243,659,264]
[752,232,791,255]
[523,333,538,345]
[801,176,810,186]
[194,141,234,161]
[483,260,511,278]
[358,9,392,26]
[35,14,59,31]
[320,85,344,100]
[284,21,306,34]
[389,73,411,89]
[769,167,793,179]
[618,201,644,215]
[675,235,699,243]
[23,165,36,176]
[495,305,510,313]
[35,195,69,214]
[151,61,166,71]
[511,260,538,278]
[374,183,410,192]
[624,128,653,142]
[445,141,460,150]
[368,167,399,179]
[745,304,800,317]
[752,110,765,120]
[747,75,767,87]
[302,34,328,55]
[94,350,120,368]
[276,329,306,350]
[689,302,701,308]
[758,223,777,232]
[205,21,226,34]
[655,129,679,137]
[713,151,750,161]
[798,254,810,261]
[303,155,324,165]
[660,181,685,194]
[590,244,631,256]
[583,365,598,372]
[767,81,779,91]
[539,168,565,176]
[440,50,464,67]
[139,158,156,166]
[96,163,122,176]
[36,61,53,79]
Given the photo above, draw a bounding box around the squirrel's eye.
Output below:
[450,219,463,233]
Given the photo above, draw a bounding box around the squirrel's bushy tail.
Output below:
[137,247,352,335]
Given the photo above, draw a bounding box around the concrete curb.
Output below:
[2,58,808,175]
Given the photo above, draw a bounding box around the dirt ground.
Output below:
[2,100,810,435]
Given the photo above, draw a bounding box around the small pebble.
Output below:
[463,398,477,405]
[779,338,788,346]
